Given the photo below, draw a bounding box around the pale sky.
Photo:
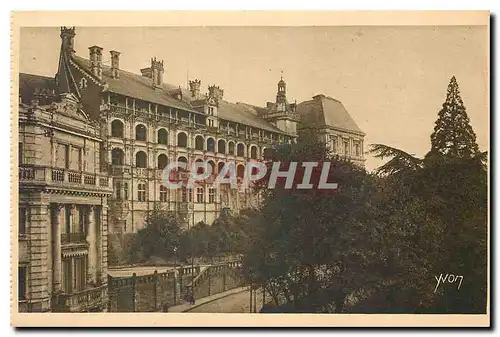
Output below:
[19,26,488,171]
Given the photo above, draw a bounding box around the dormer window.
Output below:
[79,78,87,89]
[208,107,215,116]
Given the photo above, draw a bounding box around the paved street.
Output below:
[189,289,264,313]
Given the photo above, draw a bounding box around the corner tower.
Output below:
[264,74,300,137]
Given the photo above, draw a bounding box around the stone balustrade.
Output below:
[19,165,112,192]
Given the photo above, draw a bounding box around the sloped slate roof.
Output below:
[19,73,56,103]
[296,94,365,135]
[72,56,197,113]
[71,56,286,134]
[218,101,283,133]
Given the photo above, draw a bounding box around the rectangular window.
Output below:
[124,183,129,200]
[115,182,122,200]
[65,145,70,169]
[181,187,187,202]
[344,140,349,156]
[330,136,337,153]
[354,142,361,157]
[208,188,216,203]
[160,185,168,202]
[73,257,86,292]
[19,142,23,166]
[138,183,147,202]
[78,148,83,171]
[19,207,26,235]
[62,259,72,293]
[196,187,204,203]
[78,206,86,234]
[18,266,27,300]
[65,206,71,234]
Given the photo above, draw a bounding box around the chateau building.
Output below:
[53,27,300,232]
[17,27,366,312]
[18,76,112,312]
[19,26,365,237]
[296,95,366,166]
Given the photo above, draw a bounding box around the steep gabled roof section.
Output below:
[72,56,204,114]
[69,55,289,134]
[19,73,57,104]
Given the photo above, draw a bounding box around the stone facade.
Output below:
[54,27,298,233]
[18,92,112,312]
[22,26,365,237]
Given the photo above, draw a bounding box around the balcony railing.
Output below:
[19,165,112,191]
[61,232,87,245]
[133,167,149,178]
[57,285,107,312]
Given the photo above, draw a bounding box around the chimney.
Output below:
[151,57,164,87]
[140,67,152,78]
[110,50,120,79]
[60,26,76,56]
[208,85,224,101]
[189,79,201,99]
[89,46,103,80]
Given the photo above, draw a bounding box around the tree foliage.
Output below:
[242,76,487,314]
[429,76,480,158]
[129,205,182,263]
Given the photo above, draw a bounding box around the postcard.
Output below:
[11,11,490,327]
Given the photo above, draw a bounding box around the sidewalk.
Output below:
[168,286,249,312]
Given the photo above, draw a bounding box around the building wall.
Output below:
[18,100,112,312]
[102,97,275,233]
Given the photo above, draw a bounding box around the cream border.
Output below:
[10,10,490,327]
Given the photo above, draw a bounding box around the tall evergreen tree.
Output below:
[429,76,480,158]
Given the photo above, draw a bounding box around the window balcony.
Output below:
[61,232,87,245]
[54,284,107,312]
[19,165,112,193]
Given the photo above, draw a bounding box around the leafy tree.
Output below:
[243,130,385,312]
[366,75,487,313]
[129,205,182,263]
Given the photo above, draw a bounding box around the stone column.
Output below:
[96,205,104,284]
[86,205,96,284]
[52,204,63,293]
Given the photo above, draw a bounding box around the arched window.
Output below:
[157,129,168,145]
[135,124,147,141]
[206,138,215,152]
[207,160,215,176]
[237,143,245,157]
[135,151,147,168]
[177,156,188,171]
[111,148,124,165]
[217,162,225,175]
[111,120,124,138]
[195,135,204,150]
[177,132,188,148]
[250,146,258,159]
[79,78,87,89]
[217,139,226,154]
[157,154,168,169]
[228,142,235,155]
[195,158,205,174]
